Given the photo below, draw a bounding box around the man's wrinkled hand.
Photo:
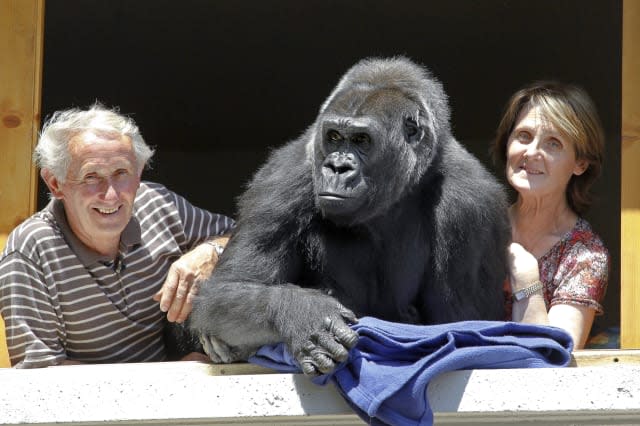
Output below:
[153,241,223,323]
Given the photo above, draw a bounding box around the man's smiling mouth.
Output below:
[96,206,120,214]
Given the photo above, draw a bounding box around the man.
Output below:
[0,104,233,368]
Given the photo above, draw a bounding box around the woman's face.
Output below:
[506,105,587,199]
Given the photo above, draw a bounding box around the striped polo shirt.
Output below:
[0,181,234,368]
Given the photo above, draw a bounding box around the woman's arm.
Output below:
[508,242,596,349]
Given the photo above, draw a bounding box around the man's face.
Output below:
[44,131,141,253]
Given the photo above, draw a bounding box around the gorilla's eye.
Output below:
[351,133,370,146]
[405,118,419,136]
[404,117,423,144]
[327,130,342,142]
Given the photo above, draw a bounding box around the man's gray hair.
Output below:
[33,103,155,181]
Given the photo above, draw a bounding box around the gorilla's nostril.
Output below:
[325,159,355,174]
[335,165,353,174]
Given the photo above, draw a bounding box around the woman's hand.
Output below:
[508,242,540,291]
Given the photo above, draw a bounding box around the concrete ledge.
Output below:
[1,359,639,425]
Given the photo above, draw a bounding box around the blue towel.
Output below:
[249,317,574,426]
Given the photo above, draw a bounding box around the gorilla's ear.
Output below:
[403,116,425,145]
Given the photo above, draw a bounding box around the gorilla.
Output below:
[189,57,510,376]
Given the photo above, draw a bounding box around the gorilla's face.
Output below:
[313,87,433,225]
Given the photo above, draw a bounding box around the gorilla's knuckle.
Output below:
[300,360,319,376]
[336,328,359,348]
[302,340,316,353]
[314,356,335,374]
[322,316,333,330]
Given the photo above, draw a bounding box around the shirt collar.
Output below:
[47,198,142,266]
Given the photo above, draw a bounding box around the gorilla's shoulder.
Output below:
[440,137,504,194]
[428,136,509,224]
[237,132,315,220]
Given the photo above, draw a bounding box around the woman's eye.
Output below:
[516,131,532,143]
[547,139,563,150]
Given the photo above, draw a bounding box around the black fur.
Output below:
[189,57,510,375]
[163,320,203,361]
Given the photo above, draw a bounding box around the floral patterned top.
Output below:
[505,217,609,319]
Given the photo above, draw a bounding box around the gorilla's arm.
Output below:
[189,137,358,375]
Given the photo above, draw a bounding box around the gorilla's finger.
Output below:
[324,316,359,349]
[299,339,338,375]
[311,351,337,374]
[199,334,233,363]
[337,303,358,324]
[302,340,316,353]
[199,335,221,363]
[300,358,320,376]
[302,343,338,374]
[314,333,351,363]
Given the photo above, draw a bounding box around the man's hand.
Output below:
[154,237,229,323]
[179,352,211,362]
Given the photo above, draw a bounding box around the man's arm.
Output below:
[0,252,67,368]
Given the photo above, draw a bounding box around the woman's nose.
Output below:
[524,141,542,158]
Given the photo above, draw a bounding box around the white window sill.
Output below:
[0,350,639,425]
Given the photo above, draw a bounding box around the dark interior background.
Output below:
[40,0,622,331]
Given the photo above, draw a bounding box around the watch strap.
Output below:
[512,280,543,302]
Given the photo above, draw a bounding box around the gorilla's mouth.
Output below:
[318,192,350,200]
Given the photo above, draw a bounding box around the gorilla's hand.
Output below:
[199,333,238,364]
[291,302,359,376]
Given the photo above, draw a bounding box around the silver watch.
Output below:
[205,240,225,256]
[512,281,543,302]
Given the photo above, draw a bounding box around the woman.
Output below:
[491,82,609,349]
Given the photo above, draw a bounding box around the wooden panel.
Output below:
[0,0,43,238]
[570,349,640,367]
[621,0,640,349]
[0,0,45,368]
[0,317,8,368]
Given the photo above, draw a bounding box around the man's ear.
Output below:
[573,159,589,176]
[41,169,64,199]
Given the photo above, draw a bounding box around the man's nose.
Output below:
[102,180,119,200]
